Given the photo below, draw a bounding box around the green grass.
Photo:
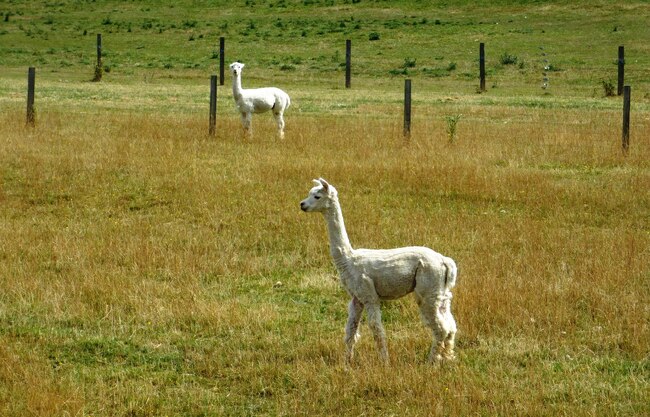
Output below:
[1,1,649,416]
[2,0,650,96]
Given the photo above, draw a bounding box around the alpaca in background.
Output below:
[229,62,291,139]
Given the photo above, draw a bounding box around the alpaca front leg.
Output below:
[365,303,389,363]
[240,112,253,137]
[344,297,364,365]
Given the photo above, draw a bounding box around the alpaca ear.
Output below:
[312,179,321,187]
[319,178,330,192]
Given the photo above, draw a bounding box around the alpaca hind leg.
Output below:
[274,112,285,139]
[441,295,457,360]
[365,303,388,363]
[344,297,364,365]
[417,295,449,364]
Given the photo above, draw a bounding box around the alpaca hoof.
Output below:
[427,354,444,365]
[445,352,457,361]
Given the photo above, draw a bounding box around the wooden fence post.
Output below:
[209,75,217,137]
[26,67,35,127]
[93,33,103,81]
[97,33,102,67]
[345,39,351,89]
[622,85,631,153]
[403,79,411,138]
[478,42,485,91]
[617,46,624,96]
[219,37,225,86]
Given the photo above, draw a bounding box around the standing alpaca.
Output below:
[300,178,458,365]
[229,62,291,139]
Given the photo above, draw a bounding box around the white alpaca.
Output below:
[229,62,291,139]
[300,178,458,365]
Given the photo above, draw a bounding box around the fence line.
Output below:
[20,37,639,151]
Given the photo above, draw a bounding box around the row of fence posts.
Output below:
[208,40,635,151]
[24,36,633,153]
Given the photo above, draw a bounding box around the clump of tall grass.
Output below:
[92,63,103,82]
[445,114,461,143]
[601,80,615,97]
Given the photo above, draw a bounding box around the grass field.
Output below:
[1,1,649,416]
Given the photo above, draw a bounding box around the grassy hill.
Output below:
[1,1,649,416]
[1,1,650,97]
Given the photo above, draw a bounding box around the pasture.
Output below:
[1,1,649,416]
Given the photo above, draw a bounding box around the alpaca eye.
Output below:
[314,195,321,200]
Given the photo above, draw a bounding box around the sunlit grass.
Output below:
[1,98,648,415]
[1,1,649,415]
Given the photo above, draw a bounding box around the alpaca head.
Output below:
[229,62,244,77]
[300,178,337,213]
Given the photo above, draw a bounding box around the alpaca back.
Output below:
[346,246,451,300]
[241,87,290,113]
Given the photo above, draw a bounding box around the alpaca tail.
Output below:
[273,91,290,111]
[443,257,457,291]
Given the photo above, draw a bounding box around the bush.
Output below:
[500,52,518,65]
[389,68,408,76]
[602,80,615,97]
[403,57,416,68]
[92,63,103,82]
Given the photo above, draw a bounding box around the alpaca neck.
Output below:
[232,73,243,100]
[323,199,353,264]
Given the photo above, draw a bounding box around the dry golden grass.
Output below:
[1,98,649,416]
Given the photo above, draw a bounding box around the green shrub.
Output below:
[602,80,615,97]
[403,57,416,68]
[500,52,518,65]
[92,63,103,82]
